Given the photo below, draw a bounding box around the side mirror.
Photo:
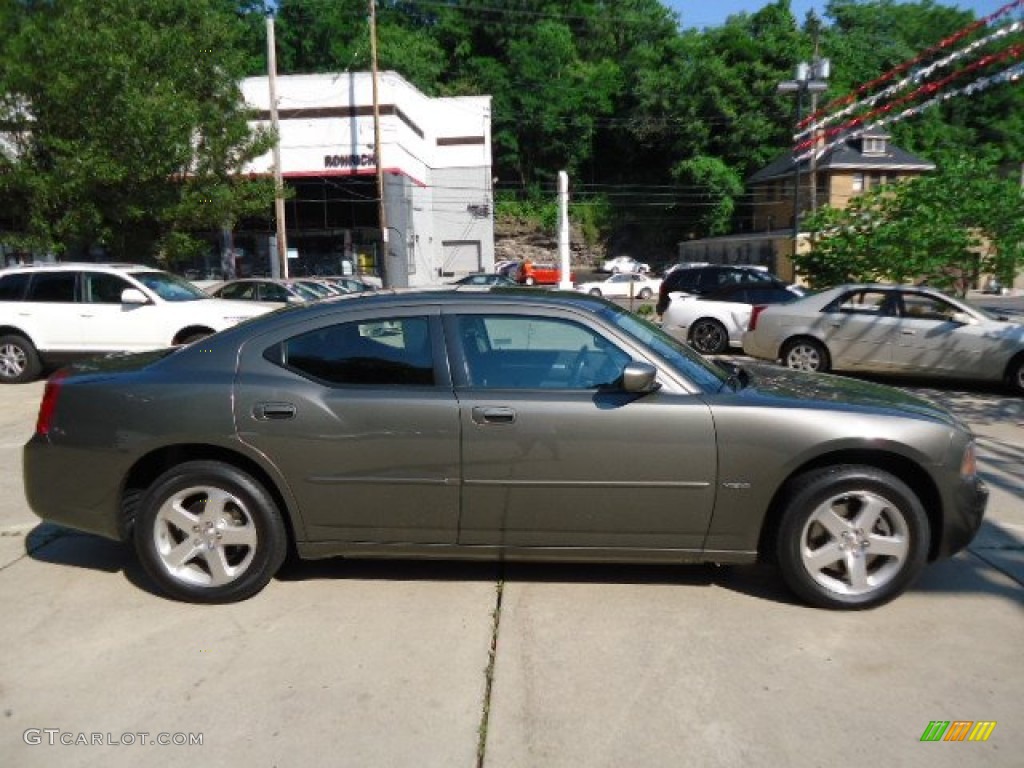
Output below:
[621,362,661,394]
[120,288,149,305]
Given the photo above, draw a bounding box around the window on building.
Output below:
[851,173,864,193]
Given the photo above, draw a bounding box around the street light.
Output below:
[778,59,830,256]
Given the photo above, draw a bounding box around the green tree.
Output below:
[0,0,275,262]
[799,153,1023,295]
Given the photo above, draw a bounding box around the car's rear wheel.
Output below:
[524,276,536,286]
[0,334,42,383]
[638,287,653,300]
[782,337,830,373]
[135,461,287,603]
[775,465,929,609]
[589,288,602,296]
[689,319,729,355]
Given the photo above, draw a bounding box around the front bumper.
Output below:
[936,473,989,559]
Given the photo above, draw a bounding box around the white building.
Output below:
[240,71,494,287]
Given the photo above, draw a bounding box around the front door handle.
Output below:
[253,402,297,420]
[472,406,516,425]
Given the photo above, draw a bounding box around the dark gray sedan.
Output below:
[24,289,987,608]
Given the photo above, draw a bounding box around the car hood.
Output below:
[735,364,964,430]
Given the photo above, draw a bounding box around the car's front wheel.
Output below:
[589,288,602,297]
[689,318,729,355]
[0,334,42,384]
[775,465,929,609]
[638,287,653,300]
[1006,355,1024,395]
[135,461,287,603]
[781,337,830,373]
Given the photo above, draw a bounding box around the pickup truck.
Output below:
[516,261,573,286]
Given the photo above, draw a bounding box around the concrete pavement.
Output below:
[0,377,1021,767]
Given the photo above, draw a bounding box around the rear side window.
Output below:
[26,272,76,303]
[0,273,31,301]
[273,316,435,387]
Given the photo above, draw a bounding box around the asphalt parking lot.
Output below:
[0,370,1022,767]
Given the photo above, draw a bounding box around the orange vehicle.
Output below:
[516,259,573,286]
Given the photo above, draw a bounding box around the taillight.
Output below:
[748,305,768,331]
[35,369,69,436]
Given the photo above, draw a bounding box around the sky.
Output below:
[665,1,1014,29]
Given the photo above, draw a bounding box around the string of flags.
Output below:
[791,0,1024,163]
[796,0,1024,133]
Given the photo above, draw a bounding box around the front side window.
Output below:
[83,272,132,304]
[457,314,631,390]
[899,293,959,322]
[276,316,434,387]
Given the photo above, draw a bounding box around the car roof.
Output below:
[0,262,156,274]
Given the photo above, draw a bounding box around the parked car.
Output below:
[602,256,650,274]
[327,276,376,293]
[662,282,802,355]
[656,264,795,315]
[494,260,521,279]
[575,272,661,300]
[452,273,518,287]
[743,283,1024,393]
[516,260,572,286]
[208,278,318,305]
[0,263,272,383]
[25,288,986,609]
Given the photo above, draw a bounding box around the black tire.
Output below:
[0,334,42,383]
[689,318,729,355]
[774,465,929,609]
[589,288,602,297]
[638,287,653,300]
[176,330,212,346]
[525,276,536,286]
[1007,356,1024,396]
[781,337,831,373]
[134,461,287,603]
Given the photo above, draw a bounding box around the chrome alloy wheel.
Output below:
[784,340,827,372]
[153,485,259,588]
[0,342,28,378]
[799,490,910,596]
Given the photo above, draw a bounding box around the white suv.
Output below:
[0,263,274,383]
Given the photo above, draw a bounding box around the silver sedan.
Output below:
[743,284,1024,393]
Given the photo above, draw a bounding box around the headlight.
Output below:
[960,441,978,478]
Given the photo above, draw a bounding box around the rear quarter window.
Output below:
[0,273,31,301]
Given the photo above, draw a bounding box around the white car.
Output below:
[602,256,650,274]
[743,283,1024,393]
[575,272,661,300]
[0,263,273,383]
[661,282,802,354]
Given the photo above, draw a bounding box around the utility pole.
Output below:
[557,171,572,290]
[266,15,289,279]
[369,0,389,287]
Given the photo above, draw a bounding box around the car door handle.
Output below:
[472,406,516,425]
[253,402,297,420]
[901,330,916,335]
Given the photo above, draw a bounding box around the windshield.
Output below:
[132,271,208,302]
[599,304,731,393]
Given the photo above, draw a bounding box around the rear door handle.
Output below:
[253,402,297,420]
[472,406,516,425]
